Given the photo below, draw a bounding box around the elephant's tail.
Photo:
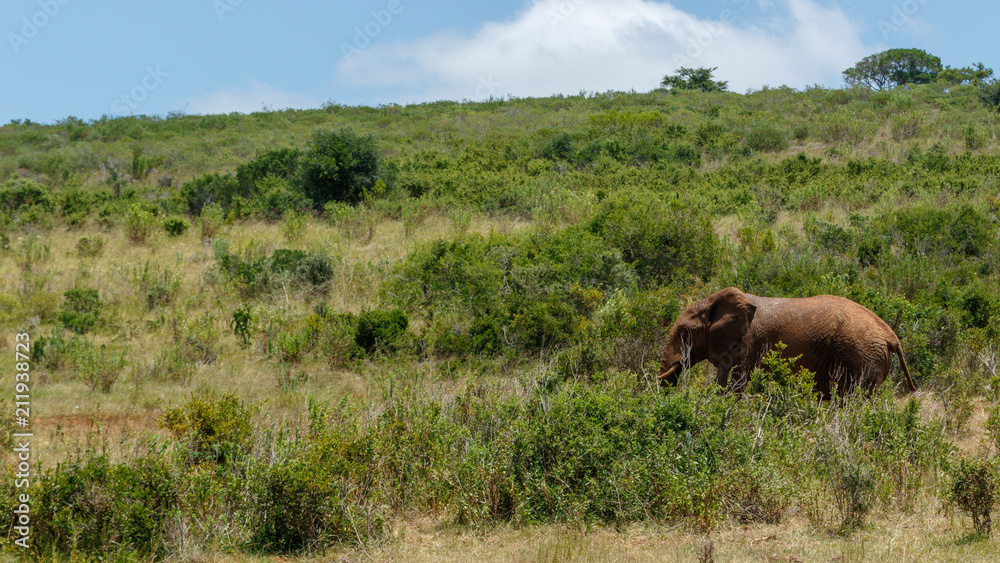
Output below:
[890,341,917,392]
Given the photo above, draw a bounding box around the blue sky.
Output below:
[3,0,997,124]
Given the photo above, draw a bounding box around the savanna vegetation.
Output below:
[4,72,1000,560]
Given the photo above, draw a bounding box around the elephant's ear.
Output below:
[706,288,757,353]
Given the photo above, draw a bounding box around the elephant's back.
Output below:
[747,293,897,389]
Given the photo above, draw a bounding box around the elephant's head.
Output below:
[658,287,757,387]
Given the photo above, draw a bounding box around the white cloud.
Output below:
[335,0,871,101]
[183,80,321,115]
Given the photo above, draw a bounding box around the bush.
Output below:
[78,342,127,393]
[248,175,312,220]
[745,125,789,153]
[200,203,225,241]
[355,309,408,354]
[888,203,992,258]
[948,456,998,536]
[0,177,53,214]
[236,147,301,192]
[57,287,101,334]
[124,204,157,244]
[978,79,1000,112]
[163,216,189,236]
[299,128,382,207]
[75,235,105,258]
[32,453,178,556]
[588,190,718,285]
[280,208,308,241]
[57,186,96,226]
[182,172,240,216]
[231,305,255,349]
[160,393,254,465]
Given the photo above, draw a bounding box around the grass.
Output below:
[4,82,1000,558]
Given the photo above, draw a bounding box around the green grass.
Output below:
[3,82,1000,558]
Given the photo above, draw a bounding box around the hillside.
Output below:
[3,83,1000,559]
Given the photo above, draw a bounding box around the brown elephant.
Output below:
[658,287,916,398]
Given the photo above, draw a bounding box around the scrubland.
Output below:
[3,83,1000,560]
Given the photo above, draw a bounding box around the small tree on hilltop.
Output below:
[661,67,728,92]
[843,48,942,90]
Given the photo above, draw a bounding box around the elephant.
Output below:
[658,287,916,398]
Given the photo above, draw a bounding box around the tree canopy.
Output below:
[843,48,942,90]
[938,63,994,86]
[660,67,728,92]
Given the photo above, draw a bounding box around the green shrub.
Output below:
[75,235,105,258]
[948,456,998,536]
[231,305,255,349]
[162,216,189,236]
[355,309,408,354]
[594,286,678,378]
[251,434,387,552]
[182,172,240,216]
[540,132,574,161]
[57,186,96,227]
[200,203,225,241]
[0,177,53,214]
[745,125,789,152]
[299,128,382,207]
[32,453,178,556]
[124,204,157,244]
[236,147,301,192]
[978,79,1000,112]
[965,124,987,151]
[248,175,312,220]
[57,287,101,334]
[888,203,992,258]
[160,393,254,465]
[280,208,308,241]
[78,342,127,393]
[588,190,718,285]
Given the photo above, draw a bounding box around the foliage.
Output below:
[355,309,409,354]
[937,63,993,85]
[57,287,101,334]
[231,305,254,349]
[299,128,381,207]
[661,67,728,92]
[587,190,718,285]
[160,393,254,465]
[843,48,943,90]
[979,79,1000,112]
[75,235,105,258]
[162,216,189,237]
[78,342,127,393]
[948,456,998,536]
[124,203,157,244]
[0,177,53,214]
[745,125,789,153]
[215,243,335,298]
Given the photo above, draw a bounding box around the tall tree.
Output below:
[843,48,942,90]
[661,67,728,92]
